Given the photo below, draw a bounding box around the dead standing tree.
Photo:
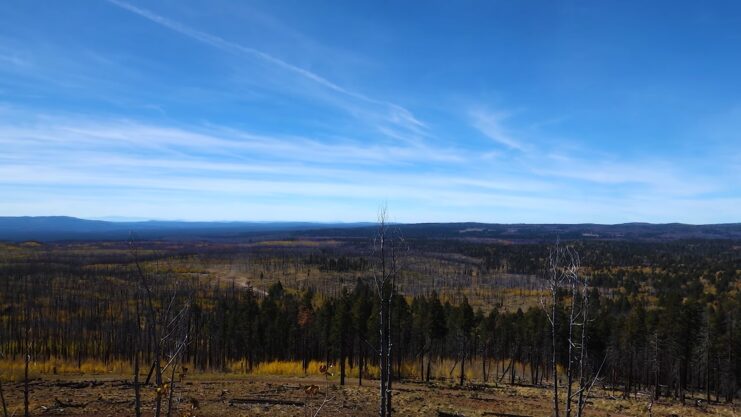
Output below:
[133,296,142,417]
[130,239,192,417]
[0,352,8,417]
[541,243,602,417]
[371,207,405,417]
[541,243,576,417]
[23,274,30,417]
[571,263,603,417]
[163,297,192,417]
[563,249,581,417]
[131,241,165,417]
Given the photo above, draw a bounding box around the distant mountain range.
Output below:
[0,216,739,242]
[0,216,371,241]
[301,222,741,241]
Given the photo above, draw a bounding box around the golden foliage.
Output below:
[0,358,130,382]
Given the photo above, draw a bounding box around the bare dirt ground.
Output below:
[1,374,738,417]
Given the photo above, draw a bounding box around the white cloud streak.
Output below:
[105,0,425,136]
[1,109,735,222]
[471,109,526,151]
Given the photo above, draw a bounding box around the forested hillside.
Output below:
[0,236,738,409]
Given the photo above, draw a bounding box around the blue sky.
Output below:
[0,1,739,223]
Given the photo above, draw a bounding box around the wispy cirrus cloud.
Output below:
[0,117,457,167]
[470,109,527,151]
[105,0,426,139]
[529,156,719,197]
[2,1,740,223]
[2,107,735,222]
[0,53,27,67]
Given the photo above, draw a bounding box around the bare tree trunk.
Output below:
[379,293,388,417]
[565,278,577,417]
[24,350,29,417]
[426,350,432,382]
[542,244,580,417]
[576,285,589,417]
[134,346,141,417]
[0,374,8,417]
[0,377,7,417]
[153,326,163,417]
[386,289,394,417]
[358,343,363,387]
[372,206,404,417]
[166,299,191,417]
[134,301,142,417]
[24,275,30,417]
[147,288,164,417]
[166,357,179,417]
[340,350,346,386]
[131,241,163,417]
[385,291,393,417]
[705,330,711,403]
[482,343,488,383]
[652,332,660,400]
[551,289,559,417]
[459,346,466,387]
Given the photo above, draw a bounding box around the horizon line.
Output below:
[1,215,739,227]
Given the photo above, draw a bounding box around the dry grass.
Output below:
[0,359,130,382]
[225,359,382,380]
[0,365,736,417]
[218,358,541,385]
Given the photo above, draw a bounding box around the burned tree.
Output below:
[130,240,193,417]
[542,243,600,417]
[0,353,7,417]
[541,243,573,417]
[371,207,405,417]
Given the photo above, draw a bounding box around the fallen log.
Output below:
[438,411,467,417]
[55,380,104,389]
[252,384,302,395]
[14,380,42,389]
[229,397,304,407]
[54,398,88,408]
[96,395,132,405]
